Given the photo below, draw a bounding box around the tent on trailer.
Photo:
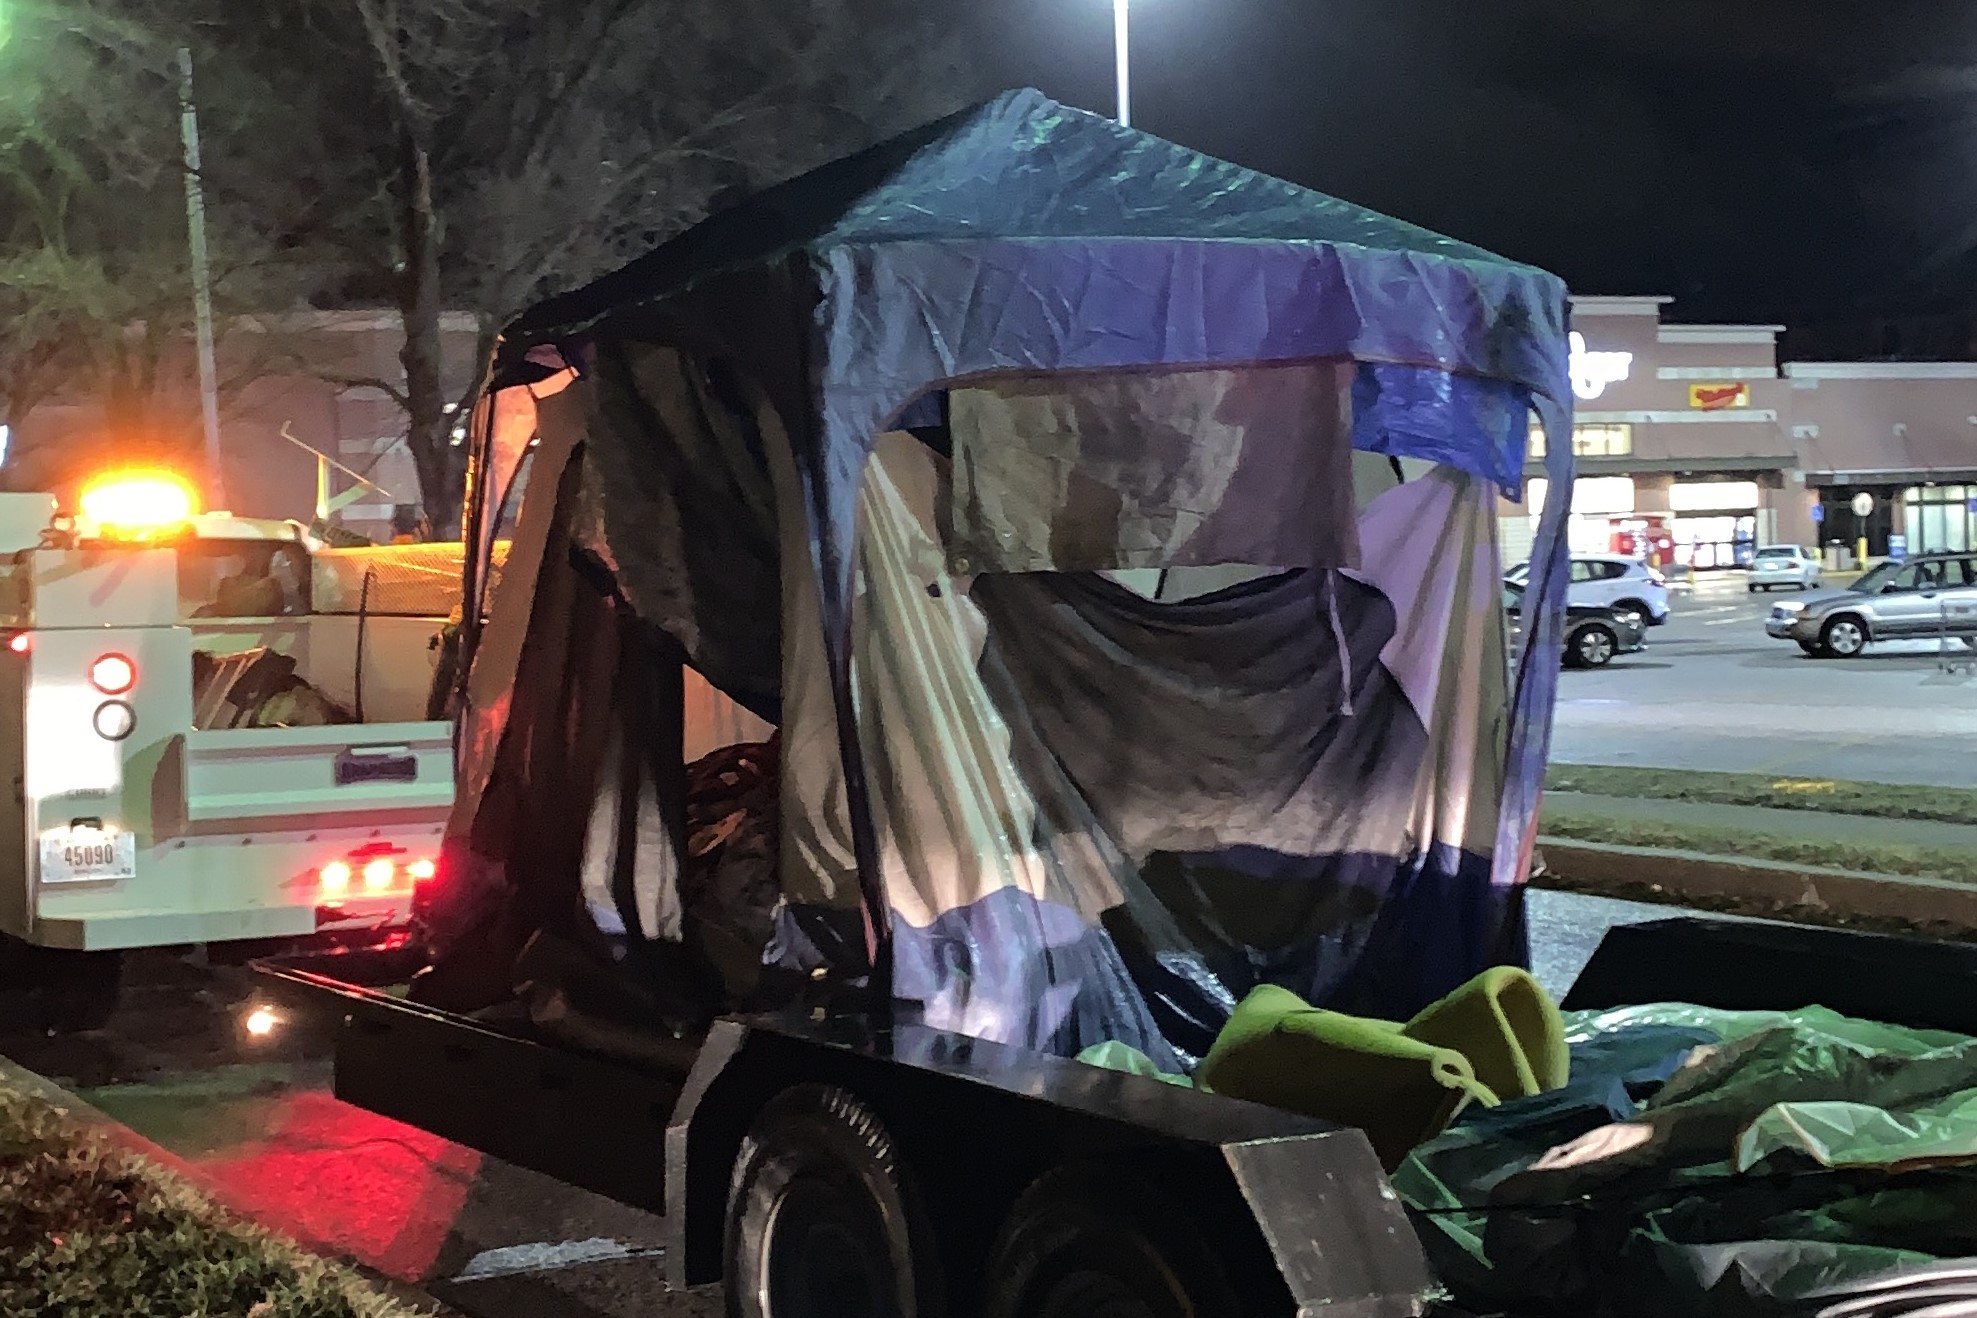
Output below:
[420,88,1577,1072]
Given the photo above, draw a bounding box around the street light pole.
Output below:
[176,46,225,505]
[1113,0,1131,127]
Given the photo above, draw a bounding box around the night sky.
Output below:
[978,0,1977,327]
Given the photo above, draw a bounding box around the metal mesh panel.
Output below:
[311,543,509,616]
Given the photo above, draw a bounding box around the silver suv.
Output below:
[1765,553,1977,657]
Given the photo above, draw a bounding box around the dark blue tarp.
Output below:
[464,88,1577,1057]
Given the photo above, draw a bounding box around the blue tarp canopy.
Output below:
[455,89,1578,1061]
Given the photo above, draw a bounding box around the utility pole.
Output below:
[177,46,225,506]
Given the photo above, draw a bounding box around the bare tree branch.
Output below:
[103,0,993,530]
[319,373,412,411]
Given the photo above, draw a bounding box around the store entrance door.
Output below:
[1817,487,1897,557]
[1672,513,1758,570]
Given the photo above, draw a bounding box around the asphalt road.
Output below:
[1548,572,1977,788]
[0,889,1668,1318]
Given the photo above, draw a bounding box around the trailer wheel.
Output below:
[982,1164,1239,1318]
[725,1084,942,1318]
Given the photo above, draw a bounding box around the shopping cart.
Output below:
[1939,598,1977,674]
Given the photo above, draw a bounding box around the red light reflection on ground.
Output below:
[199,1091,481,1281]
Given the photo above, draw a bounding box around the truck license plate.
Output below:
[39,826,137,884]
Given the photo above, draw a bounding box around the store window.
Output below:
[1665,482,1763,569]
[1902,485,1977,554]
[1573,424,1634,457]
[1527,423,1634,460]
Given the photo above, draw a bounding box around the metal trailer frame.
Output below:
[260,946,1434,1315]
[255,914,1977,1316]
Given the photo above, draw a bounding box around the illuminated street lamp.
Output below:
[1112,0,1131,127]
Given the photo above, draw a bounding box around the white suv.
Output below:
[1505,554,1671,626]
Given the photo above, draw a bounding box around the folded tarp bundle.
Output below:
[1078,967,1569,1167]
[1399,1003,1977,1318]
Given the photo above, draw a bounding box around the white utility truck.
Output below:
[0,472,460,1027]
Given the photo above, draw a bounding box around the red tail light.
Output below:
[7,633,30,654]
[88,653,135,694]
[408,858,437,883]
[319,860,352,896]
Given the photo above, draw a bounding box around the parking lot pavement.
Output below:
[1548,573,1977,788]
[0,950,708,1318]
[1527,888,1697,1001]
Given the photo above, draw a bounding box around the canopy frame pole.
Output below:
[1113,0,1132,127]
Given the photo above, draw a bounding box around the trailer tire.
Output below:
[725,1084,942,1318]
[982,1164,1239,1318]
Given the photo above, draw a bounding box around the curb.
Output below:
[0,1054,461,1317]
[1535,836,1977,934]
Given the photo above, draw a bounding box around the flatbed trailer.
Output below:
[255,914,1977,1317]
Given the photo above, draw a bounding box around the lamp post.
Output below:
[1112,0,1131,126]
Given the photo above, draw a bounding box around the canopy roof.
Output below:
[513,90,1533,328]
[499,88,1570,465]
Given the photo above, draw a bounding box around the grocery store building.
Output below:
[1500,297,1977,569]
[1785,361,1977,559]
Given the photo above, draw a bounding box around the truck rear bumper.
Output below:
[31,902,404,951]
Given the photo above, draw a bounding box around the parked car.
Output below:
[1748,544,1823,592]
[1505,585,1647,668]
[1765,552,1977,657]
[1505,553,1671,625]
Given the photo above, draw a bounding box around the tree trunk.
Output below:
[396,131,465,539]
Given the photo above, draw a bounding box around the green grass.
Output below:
[1545,764,1977,827]
[0,1080,428,1318]
[1538,813,1977,885]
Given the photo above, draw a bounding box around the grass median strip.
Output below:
[0,1076,427,1317]
[1538,812,1977,885]
[1546,764,1977,827]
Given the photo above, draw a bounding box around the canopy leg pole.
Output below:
[1113,0,1131,127]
